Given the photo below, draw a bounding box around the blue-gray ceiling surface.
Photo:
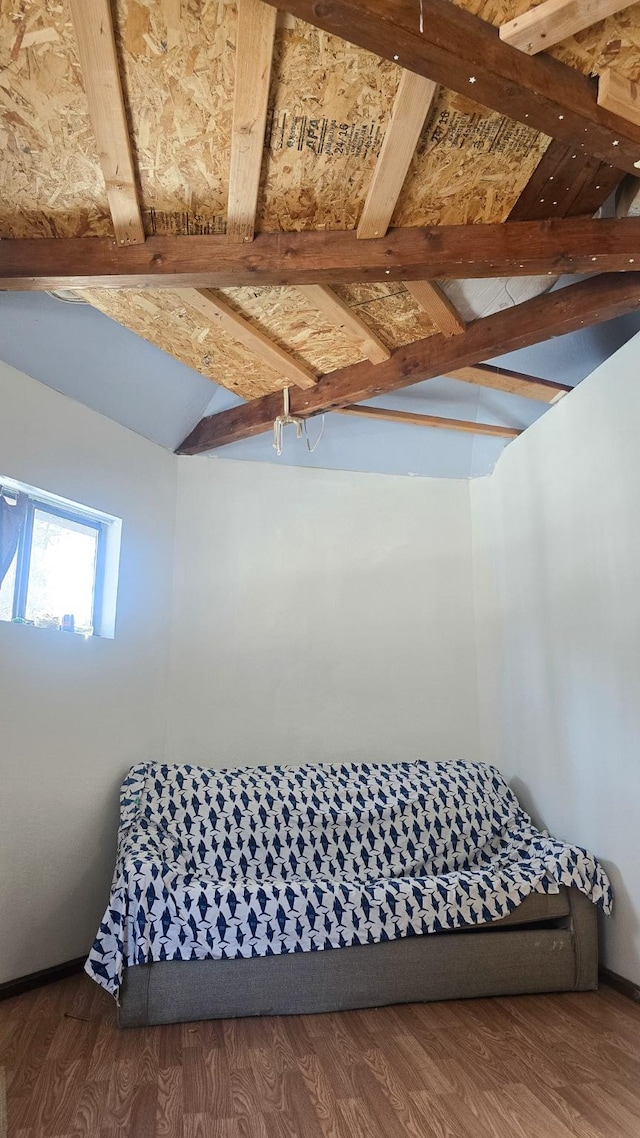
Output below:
[1,289,639,479]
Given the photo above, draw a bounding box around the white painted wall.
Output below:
[471,333,640,985]
[165,458,478,768]
[0,363,176,983]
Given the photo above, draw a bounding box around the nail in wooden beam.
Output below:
[297,285,391,364]
[336,405,521,438]
[227,0,277,243]
[69,0,144,246]
[404,281,466,336]
[446,364,570,403]
[357,70,437,239]
[500,0,637,57]
[598,69,640,130]
[182,289,317,390]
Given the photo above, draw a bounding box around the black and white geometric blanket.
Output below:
[86,760,613,999]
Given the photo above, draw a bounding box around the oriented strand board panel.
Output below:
[333,284,441,345]
[457,0,640,82]
[1,0,552,240]
[0,1,110,237]
[82,285,367,397]
[215,287,365,373]
[82,288,284,398]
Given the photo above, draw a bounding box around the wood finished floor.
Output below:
[1,976,639,1137]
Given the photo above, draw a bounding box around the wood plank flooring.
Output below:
[1,974,639,1137]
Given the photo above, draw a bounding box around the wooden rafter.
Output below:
[181,289,316,390]
[5,218,640,289]
[356,69,465,338]
[598,70,640,130]
[176,273,640,453]
[336,405,521,438]
[446,365,570,403]
[68,0,144,246]
[357,70,437,240]
[227,0,277,243]
[404,282,466,337]
[262,0,640,176]
[500,0,637,56]
[296,286,390,364]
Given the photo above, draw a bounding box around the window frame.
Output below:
[8,496,107,635]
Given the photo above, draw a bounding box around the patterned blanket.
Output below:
[86,760,613,999]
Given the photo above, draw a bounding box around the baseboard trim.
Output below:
[600,967,640,1004]
[0,957,86,1001]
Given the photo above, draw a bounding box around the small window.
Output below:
[0,479,121,638]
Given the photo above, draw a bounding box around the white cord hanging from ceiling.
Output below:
[273,387,325,456]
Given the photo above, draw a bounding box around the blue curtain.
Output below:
[0,491,27,586]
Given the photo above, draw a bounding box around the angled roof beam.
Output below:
[69,0,144,246]
[181,289,316,389]
[297,285,391,364]
[176,273,640,453]
[446,365,570,402]
[336,405,521,438]
[356,70,466,336]
[404,281,466,336]
[262,0,640,175]
[227,0,277,243]
[5,218,640,289]
[357,70,437,239]
[500,0,637,57]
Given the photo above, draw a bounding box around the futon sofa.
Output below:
[86,759,612,1027]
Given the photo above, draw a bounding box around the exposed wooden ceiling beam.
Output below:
[176,273,640,453]
[68,0,144,246]
[227,0,277,243]
[262,0,640,176]
[336,405,521,438]
[445,365,570,403]
[500,0,637,57]
[357,70,437,239]
[181,289,316,389]
[404,281,466,336]
[5,218,640,289]
[296,285,391,364]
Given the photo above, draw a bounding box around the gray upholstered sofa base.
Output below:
[118,886,597,1027]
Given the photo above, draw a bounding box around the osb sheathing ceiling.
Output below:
[2,0,638,397]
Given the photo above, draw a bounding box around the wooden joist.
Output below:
[336,405,521,438]
[262,0,640,176]
[598,70,640,130]
[181,289,317,390]
[68,0,144,246]
[176,273,640,453]
[296,286,391,364]
[446,365,570,403]
[404,282,466,337]
[357,70,437,239]
[227,0,277,243]
[500,0,637,57]
[5,218,640,289]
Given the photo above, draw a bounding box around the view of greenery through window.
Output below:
[25,510,98,631]
[0,507,98,632]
